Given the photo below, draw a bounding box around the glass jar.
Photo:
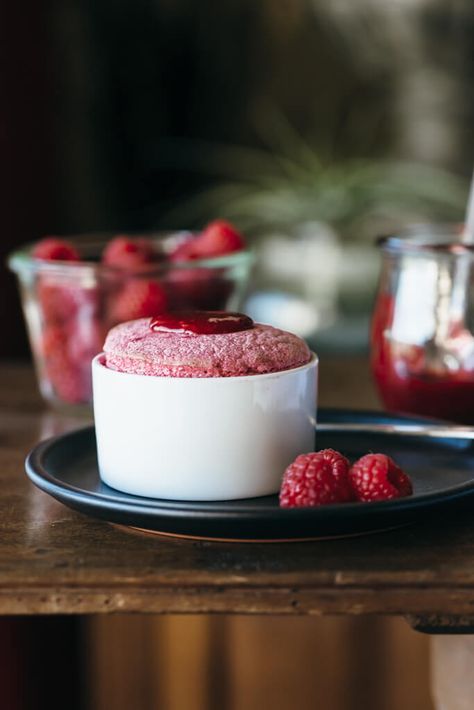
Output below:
[9,232,254,411]
[371,225,474,424]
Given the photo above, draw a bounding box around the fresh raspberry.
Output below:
[314,448,354,500]
[110,279,167,324]
[165,268,232,310]
[41,325,90,403]
[170,220,245,261]
[169,239,202,262]
[38,280,78,323]
[38,278,100,325]
[279,450,353,508]
[48,360,90,403]
[67,313,103,366]
[349,454,413,502]
[41,324,67,359]
[102,235,155,269]
[199,220,245,256]
[32,237,80,261]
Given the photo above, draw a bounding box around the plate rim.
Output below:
[25,409,474,522]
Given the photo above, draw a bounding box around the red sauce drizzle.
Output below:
[150,311,254,335]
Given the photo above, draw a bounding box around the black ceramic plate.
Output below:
[25,409,474,541]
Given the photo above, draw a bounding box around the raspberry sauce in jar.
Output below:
[371,227,474,424]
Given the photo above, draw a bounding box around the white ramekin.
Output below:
[92,353,318,501]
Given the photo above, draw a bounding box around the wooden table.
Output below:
[2,360,474,634]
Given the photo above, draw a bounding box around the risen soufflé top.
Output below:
[103,312,311,378]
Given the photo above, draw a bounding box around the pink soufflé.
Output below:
[103,318,311,377]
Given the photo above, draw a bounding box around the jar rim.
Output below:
[7,230,255,276]
[378,223,474,256]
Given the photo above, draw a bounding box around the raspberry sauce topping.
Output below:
[149,311,254,335]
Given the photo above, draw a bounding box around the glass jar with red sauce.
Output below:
[371,226,474,424]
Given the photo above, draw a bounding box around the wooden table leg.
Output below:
[431,636,474,710]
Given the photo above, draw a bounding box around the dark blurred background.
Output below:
[2,4,473,709]
[2,0,473,357]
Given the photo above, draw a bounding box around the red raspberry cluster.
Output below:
[279,449,412,507]
[32,221,245,404]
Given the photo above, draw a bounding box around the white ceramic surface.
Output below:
[92,353,318,501]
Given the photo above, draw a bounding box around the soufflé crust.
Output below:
[103,318,311,378]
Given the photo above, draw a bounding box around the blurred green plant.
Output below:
[159,112,468,239]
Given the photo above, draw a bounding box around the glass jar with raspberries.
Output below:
[8,222,253,410]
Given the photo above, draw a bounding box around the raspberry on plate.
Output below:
[102,235,155,269]
[32,237,80,261]
[170,220,245,261]
[279,450,353,508]
[315,448,354,500]
[349,453,413,502]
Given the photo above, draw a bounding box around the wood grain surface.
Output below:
[0,360,473,625]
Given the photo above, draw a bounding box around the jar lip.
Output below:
[378,223,474,256]
[7,230,255,276]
